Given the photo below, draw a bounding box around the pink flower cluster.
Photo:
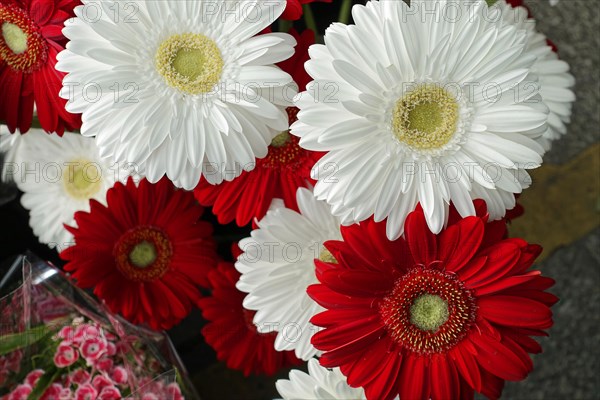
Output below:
[54,323,113,368]
[1,319,185,400]
[136,380,184,400]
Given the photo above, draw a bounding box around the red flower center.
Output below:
[114,226,173,282]
[0,4,47,72]
[379,266,476,355]
[261,107,305,169]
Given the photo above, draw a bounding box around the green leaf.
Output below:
[27,367,60,400]
[0,325,51,356]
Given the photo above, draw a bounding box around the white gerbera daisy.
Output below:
[14,131,132,248]
[236,187,341,360]
[493,0,575,150]
[56,0,296,190]
[292,0,548,239]
[276,358,366,400]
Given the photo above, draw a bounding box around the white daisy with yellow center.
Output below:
[292,0,548,239]
[236,188,342,361]
[11,130,132,248]
[276,358,367,399]
[56,0,296,190]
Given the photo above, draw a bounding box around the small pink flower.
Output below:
[141,394,159,400]
[40,383,64,400]
[54,343,79,368]
[110,366,128,385]
[69,369,91,385]
[165,383,184,400]
[74,324,101,344]
[97,386,121,400]
[74,384,98,400]
[106,342,117,357]
[57,326,74,342]
[59,387,72,400]
[94,357,113,373]
[7,384,32,400]
[92,375,114,391]
[80,337,108,362]
[25,369,45,386]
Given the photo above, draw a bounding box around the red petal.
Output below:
[307,284,380,310]
[470,333,531,381]
[399,355,429,400]
[310,314,383,352]
[40,24,64,41]
[30,0,55,25]
[478,295,553,329]
[319,269,394,297]
[281,0,303,20]
[431,356,460,400]
[464,242,521,288]
[451,346,482,392]
[438,216,484,271]
[405,206,437,265]
[361,349,402,400]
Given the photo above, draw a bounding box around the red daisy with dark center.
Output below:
[0,0,81,134]
[60,178,218,330]
[308,200,557,400]
[198,261,301,376]
[113,226,173,282]
[194,29,324,226]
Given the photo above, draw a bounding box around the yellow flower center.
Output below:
[270,131,291,148]
[0,4,47,72]
[129,240,157,268]
[63,161,102,200]
[318,248,337,264]
[2,22,27,54]
[155,33,223,95]
[410,294,449,332]
[392,84,459,150]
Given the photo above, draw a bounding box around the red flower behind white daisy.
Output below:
[0,0,81,134]
[281,0,332,20]
[198,261,302,376]
[60,178,218,330]
[308,201,557,400]
[194,29,323,227]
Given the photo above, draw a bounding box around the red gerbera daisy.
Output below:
[282,0,332,21]
[308,201,557,400]
[0,0,81,134]
[194,29,324,227]
[198,261,302,376]
[60,178,218,330]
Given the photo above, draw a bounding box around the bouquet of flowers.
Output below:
[0,0,575,398]
[0,254,196,400]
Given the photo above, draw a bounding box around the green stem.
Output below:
[278,18,292,33]
[303,4,318,34]
[338,0,353,25]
